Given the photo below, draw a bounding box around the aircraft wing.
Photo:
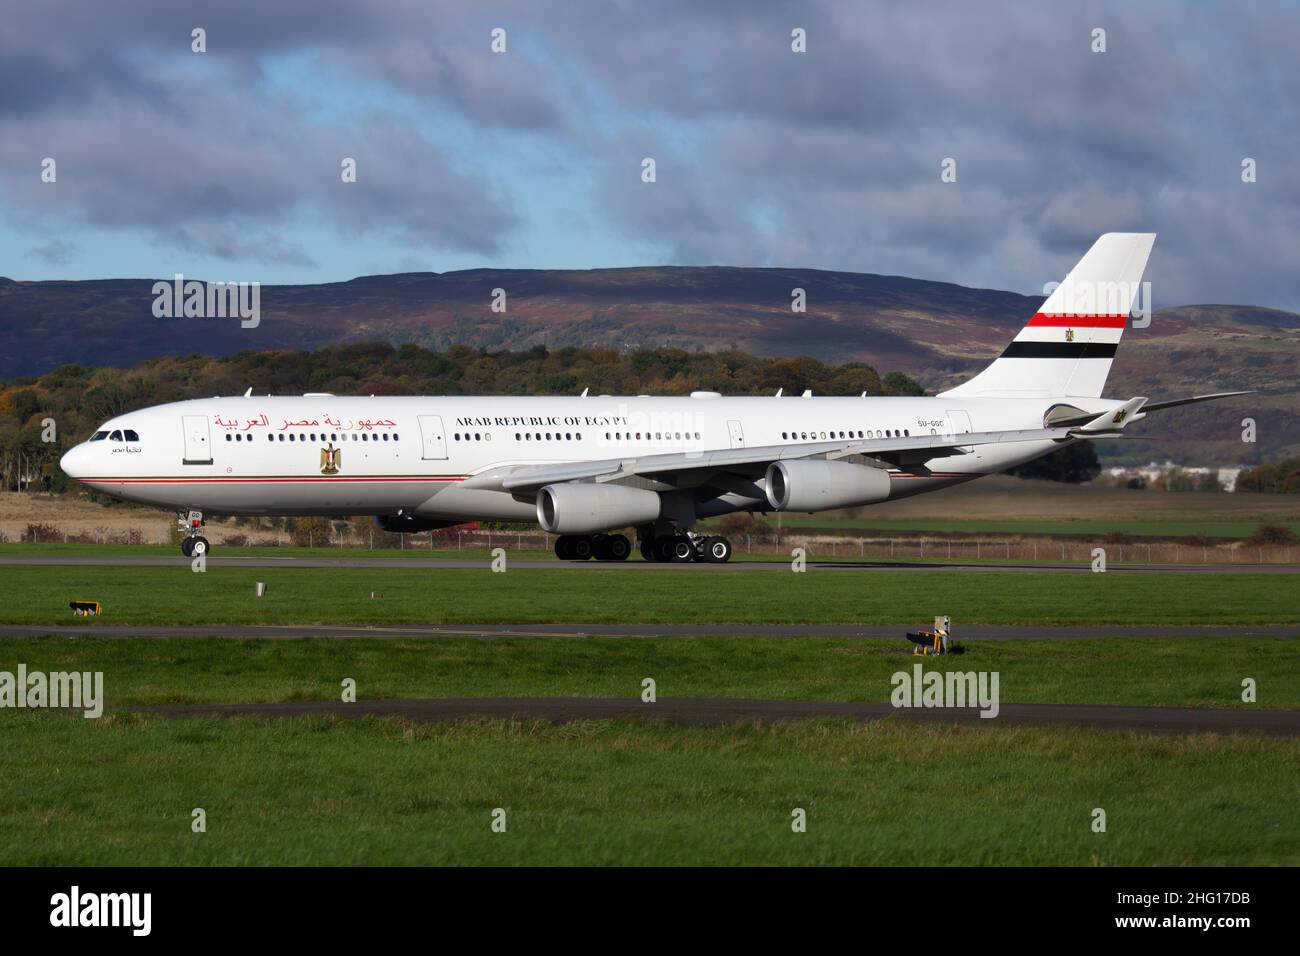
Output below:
[498,426,1075,493]
[495,390,1252,493]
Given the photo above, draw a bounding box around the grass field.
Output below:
[3,552,1295,866]
[3,634,1294,709]
[1,564,1295,626]
[1,714,1295,865]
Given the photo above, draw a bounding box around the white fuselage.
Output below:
[59,392,1116,523]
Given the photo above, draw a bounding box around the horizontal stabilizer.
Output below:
[1141,391,1253,413]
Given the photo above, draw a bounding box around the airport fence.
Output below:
[5,522,1297,565]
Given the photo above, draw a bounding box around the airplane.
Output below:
[59,233,1246,563]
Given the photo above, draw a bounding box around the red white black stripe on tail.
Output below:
[941,232,1156,399]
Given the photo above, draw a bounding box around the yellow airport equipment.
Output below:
[906,615,950,655]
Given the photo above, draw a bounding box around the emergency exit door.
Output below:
[417,415,448,460]
[727,419,745,448]
[182,415,213,465]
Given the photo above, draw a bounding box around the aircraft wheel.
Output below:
[639,538,658,562]
[554,535,573,560]
[667,537,696,563]
[570,536,594,561]
[190,536,210,557]
[702,536,732,563]
[604,534,631,562]
[591,534,611,560]
[180,537,195,557]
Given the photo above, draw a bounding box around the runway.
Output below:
[1,554,1295,573]
[142,695,1300,736]
[5,622,1299,640]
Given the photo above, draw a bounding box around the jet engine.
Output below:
[536,482,661,534]
[764,459,891,512]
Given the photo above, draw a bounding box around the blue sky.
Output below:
[1,1,1297,309]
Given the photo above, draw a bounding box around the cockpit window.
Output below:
[124,429,140,441]
[88,431,109,442]
[109,430,123,441]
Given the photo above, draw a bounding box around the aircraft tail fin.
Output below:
[940,232,1156,399]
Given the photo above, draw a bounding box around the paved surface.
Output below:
[142,696,1300,736]
[5,622,1298,640]
[1,554,1295,573]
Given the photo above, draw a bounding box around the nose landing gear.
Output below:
[178,510,210,557]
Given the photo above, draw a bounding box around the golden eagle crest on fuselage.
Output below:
[320,443,341,475]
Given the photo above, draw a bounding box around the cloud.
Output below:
[26,239,75,265]
[161,225,316,268]
[0,1,1297,308]
[0,63,517,260]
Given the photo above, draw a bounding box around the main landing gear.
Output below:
[637,530,732,563]
[554,533,632,562]
[178,509,210,558]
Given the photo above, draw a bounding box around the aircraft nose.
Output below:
[60,444,88,479]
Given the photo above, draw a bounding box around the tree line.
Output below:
[0,342,923,492]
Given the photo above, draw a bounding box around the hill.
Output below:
[0,268,1293,464]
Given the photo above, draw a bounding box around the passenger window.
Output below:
[226,434,232,442]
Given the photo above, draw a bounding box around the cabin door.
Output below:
[417,415,449,460]
[182,415,213,465]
